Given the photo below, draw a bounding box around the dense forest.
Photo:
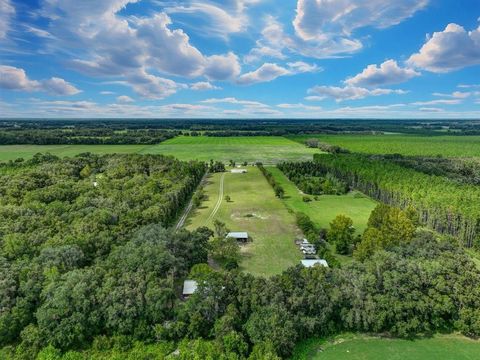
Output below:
[277,162,347,195]
[2,224,479,359]
[312,154,480,247]
[372,154,480,186]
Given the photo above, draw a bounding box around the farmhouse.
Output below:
[182,280,198,299]
[227,231,249,242]
[231,169,247,174]
[301,259,329,268]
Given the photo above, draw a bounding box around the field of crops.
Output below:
[185,167,302,277]
[289,134,480,157]
[292,334,480,360]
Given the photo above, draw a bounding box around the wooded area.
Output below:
[312,154,480,247]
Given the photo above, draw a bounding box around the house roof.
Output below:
[182,280,198,295]
[301,259,329,268]
[227,232,248,238]
[231,169,247,173]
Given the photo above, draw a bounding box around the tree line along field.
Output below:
[185,166,302,277]
[292,334,480,360]
[0,136,320,164]
[289,134,480,157]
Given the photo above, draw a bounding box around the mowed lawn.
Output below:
[292,334,480,360]
[186,167,302,277]
[268,167,376,233]
[289,134,480,157]
[142,136,320,164]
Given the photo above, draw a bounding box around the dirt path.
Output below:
[206,172,226,224]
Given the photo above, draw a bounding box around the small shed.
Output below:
[227,232,249,242]
[231,169,247,174]
[182,280,198,298]
[301,259,329,268]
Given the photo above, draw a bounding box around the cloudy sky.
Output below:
[0,0,479,118]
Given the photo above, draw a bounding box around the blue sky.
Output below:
[0,0,479,118]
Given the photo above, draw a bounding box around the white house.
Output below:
[301,259,329,268]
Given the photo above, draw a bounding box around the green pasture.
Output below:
[292,333,480,360]
[140,136,320,164]
[185,167,302,277]
[289,134,480,157]
[0,136,320,164]
[268,167,376,233]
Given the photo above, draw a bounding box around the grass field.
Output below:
[291,333,480,360]
[0,144,149,161]
[289,134,480,157]
[140,136,320,164]
[0,136,320,163]
[268,167,377,233]
[185,167,302,277]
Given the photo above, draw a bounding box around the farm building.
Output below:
[227,232,249,242]
[231,169,247,174]
[301,259,328,268]
[182,280,198,299]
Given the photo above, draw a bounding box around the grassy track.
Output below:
[292,334,480,360]
[185,167,302,277]
[268,167,376,233]
[289,134,480,157]
[141,136,320,164]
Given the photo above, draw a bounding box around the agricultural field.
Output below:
[185,166,302,277]
[0,136,320,163]
[289,134,480,157]
[0,144,149,161]
[143,136,321,164]
[268,167,377,233]
[292,334,480,360]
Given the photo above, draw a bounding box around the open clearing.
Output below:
[0,136,320,163]
[185,167,302,277]
[140,136,320,164]
[292,334,480,360]
[289,134,480,157]
[268,167,376,233]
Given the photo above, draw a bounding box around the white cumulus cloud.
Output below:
[308,85,407,101]
[345,60,420,87]
[408,23,480,72]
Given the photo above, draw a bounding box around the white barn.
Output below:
[227,232,249,242]
[231,169,247,174]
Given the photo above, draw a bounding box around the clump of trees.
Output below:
[257,164,285,198]
[278,161,347,195]
[313,153,480,247]
[327,215,357,255]
[209,160,226,173]
[305,138,350,154]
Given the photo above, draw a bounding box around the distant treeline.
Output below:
[313,153,480,247]
[3,119,480,136]
[0,128,179,145]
